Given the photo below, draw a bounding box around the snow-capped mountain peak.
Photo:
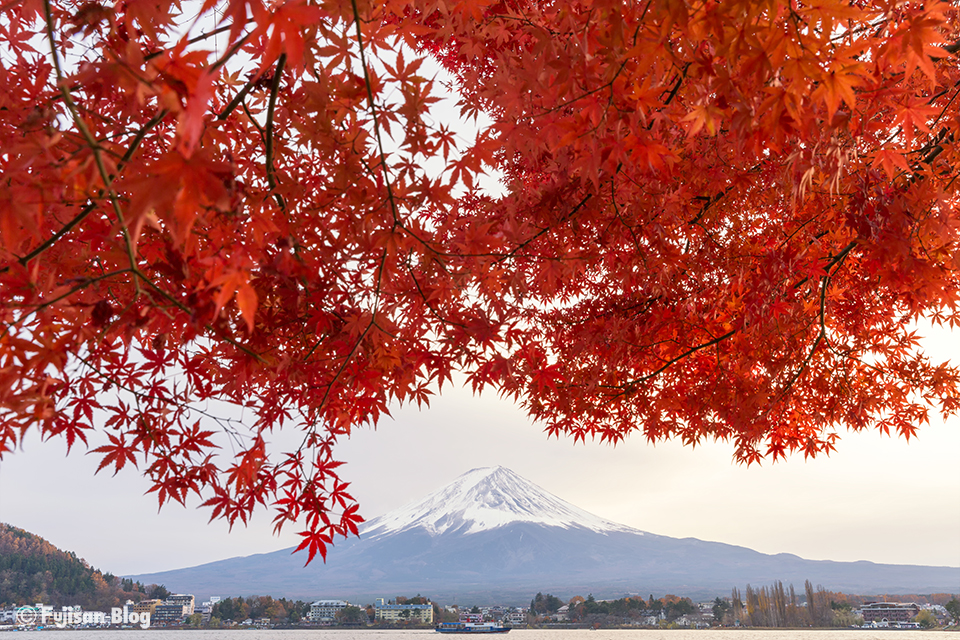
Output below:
[360,466,642,539]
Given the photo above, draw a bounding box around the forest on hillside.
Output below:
[0,523,164,609]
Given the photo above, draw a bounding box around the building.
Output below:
[130,600,162,617]
[505,610,526,624]
[309,600,350,622]
[152,604,187,625]
[195,602,213,623]
[861,602,921,624]
[374,598,433,623]
[166,595,195,616]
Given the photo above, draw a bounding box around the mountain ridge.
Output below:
[128,466,960,604]
[0,523,161,609]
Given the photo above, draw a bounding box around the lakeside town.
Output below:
[3,592,958,631]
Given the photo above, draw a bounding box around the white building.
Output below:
[505,610,526,624]
[309,600,349,622]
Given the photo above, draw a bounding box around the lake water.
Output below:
[12,629,954,640]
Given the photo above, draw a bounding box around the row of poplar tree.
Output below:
[725,581,855,627]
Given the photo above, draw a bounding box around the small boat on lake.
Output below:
[436,622,511,634]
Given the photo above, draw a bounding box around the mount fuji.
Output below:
[362,466,640,539]
[129,466,959,603]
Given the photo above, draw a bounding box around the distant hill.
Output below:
[0,523,163,609]
[129,467,960,604]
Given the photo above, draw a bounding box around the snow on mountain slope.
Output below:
[361,466,643,539]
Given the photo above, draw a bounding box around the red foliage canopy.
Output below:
[2,0,959,561]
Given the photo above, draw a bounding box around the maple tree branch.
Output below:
[141,21,254,71]
[823,241,858,274]
[383,189,593,263]
[134,275,267,363]
[687,161,762,228]
[923,79,960,119]
[916,129,954,166]
[8,111,166,272]
[297,251,389,457]
[769,274,831,412]
[218,81,257,121]
[241,101,266,138]
[0,269,134,341]
[143,24,233,62]
[265,54,287,211]
[884,81,960,183]
[405,263,468,330]
[528,58,631,119]
[610,329,737,396]
[495,193,594,263]
[770,235,861,416]
[211,30,256,72]
[350,0,401,229]
[660,62,690,107]
[789,239,858,293]
[42,0,141,294]
[76,354,243,446]
[610,179,643,256]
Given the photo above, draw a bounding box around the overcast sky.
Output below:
[1,339,958,579]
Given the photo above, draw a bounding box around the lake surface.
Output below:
[12,630,955,640]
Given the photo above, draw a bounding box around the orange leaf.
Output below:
[236,282,258,333]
